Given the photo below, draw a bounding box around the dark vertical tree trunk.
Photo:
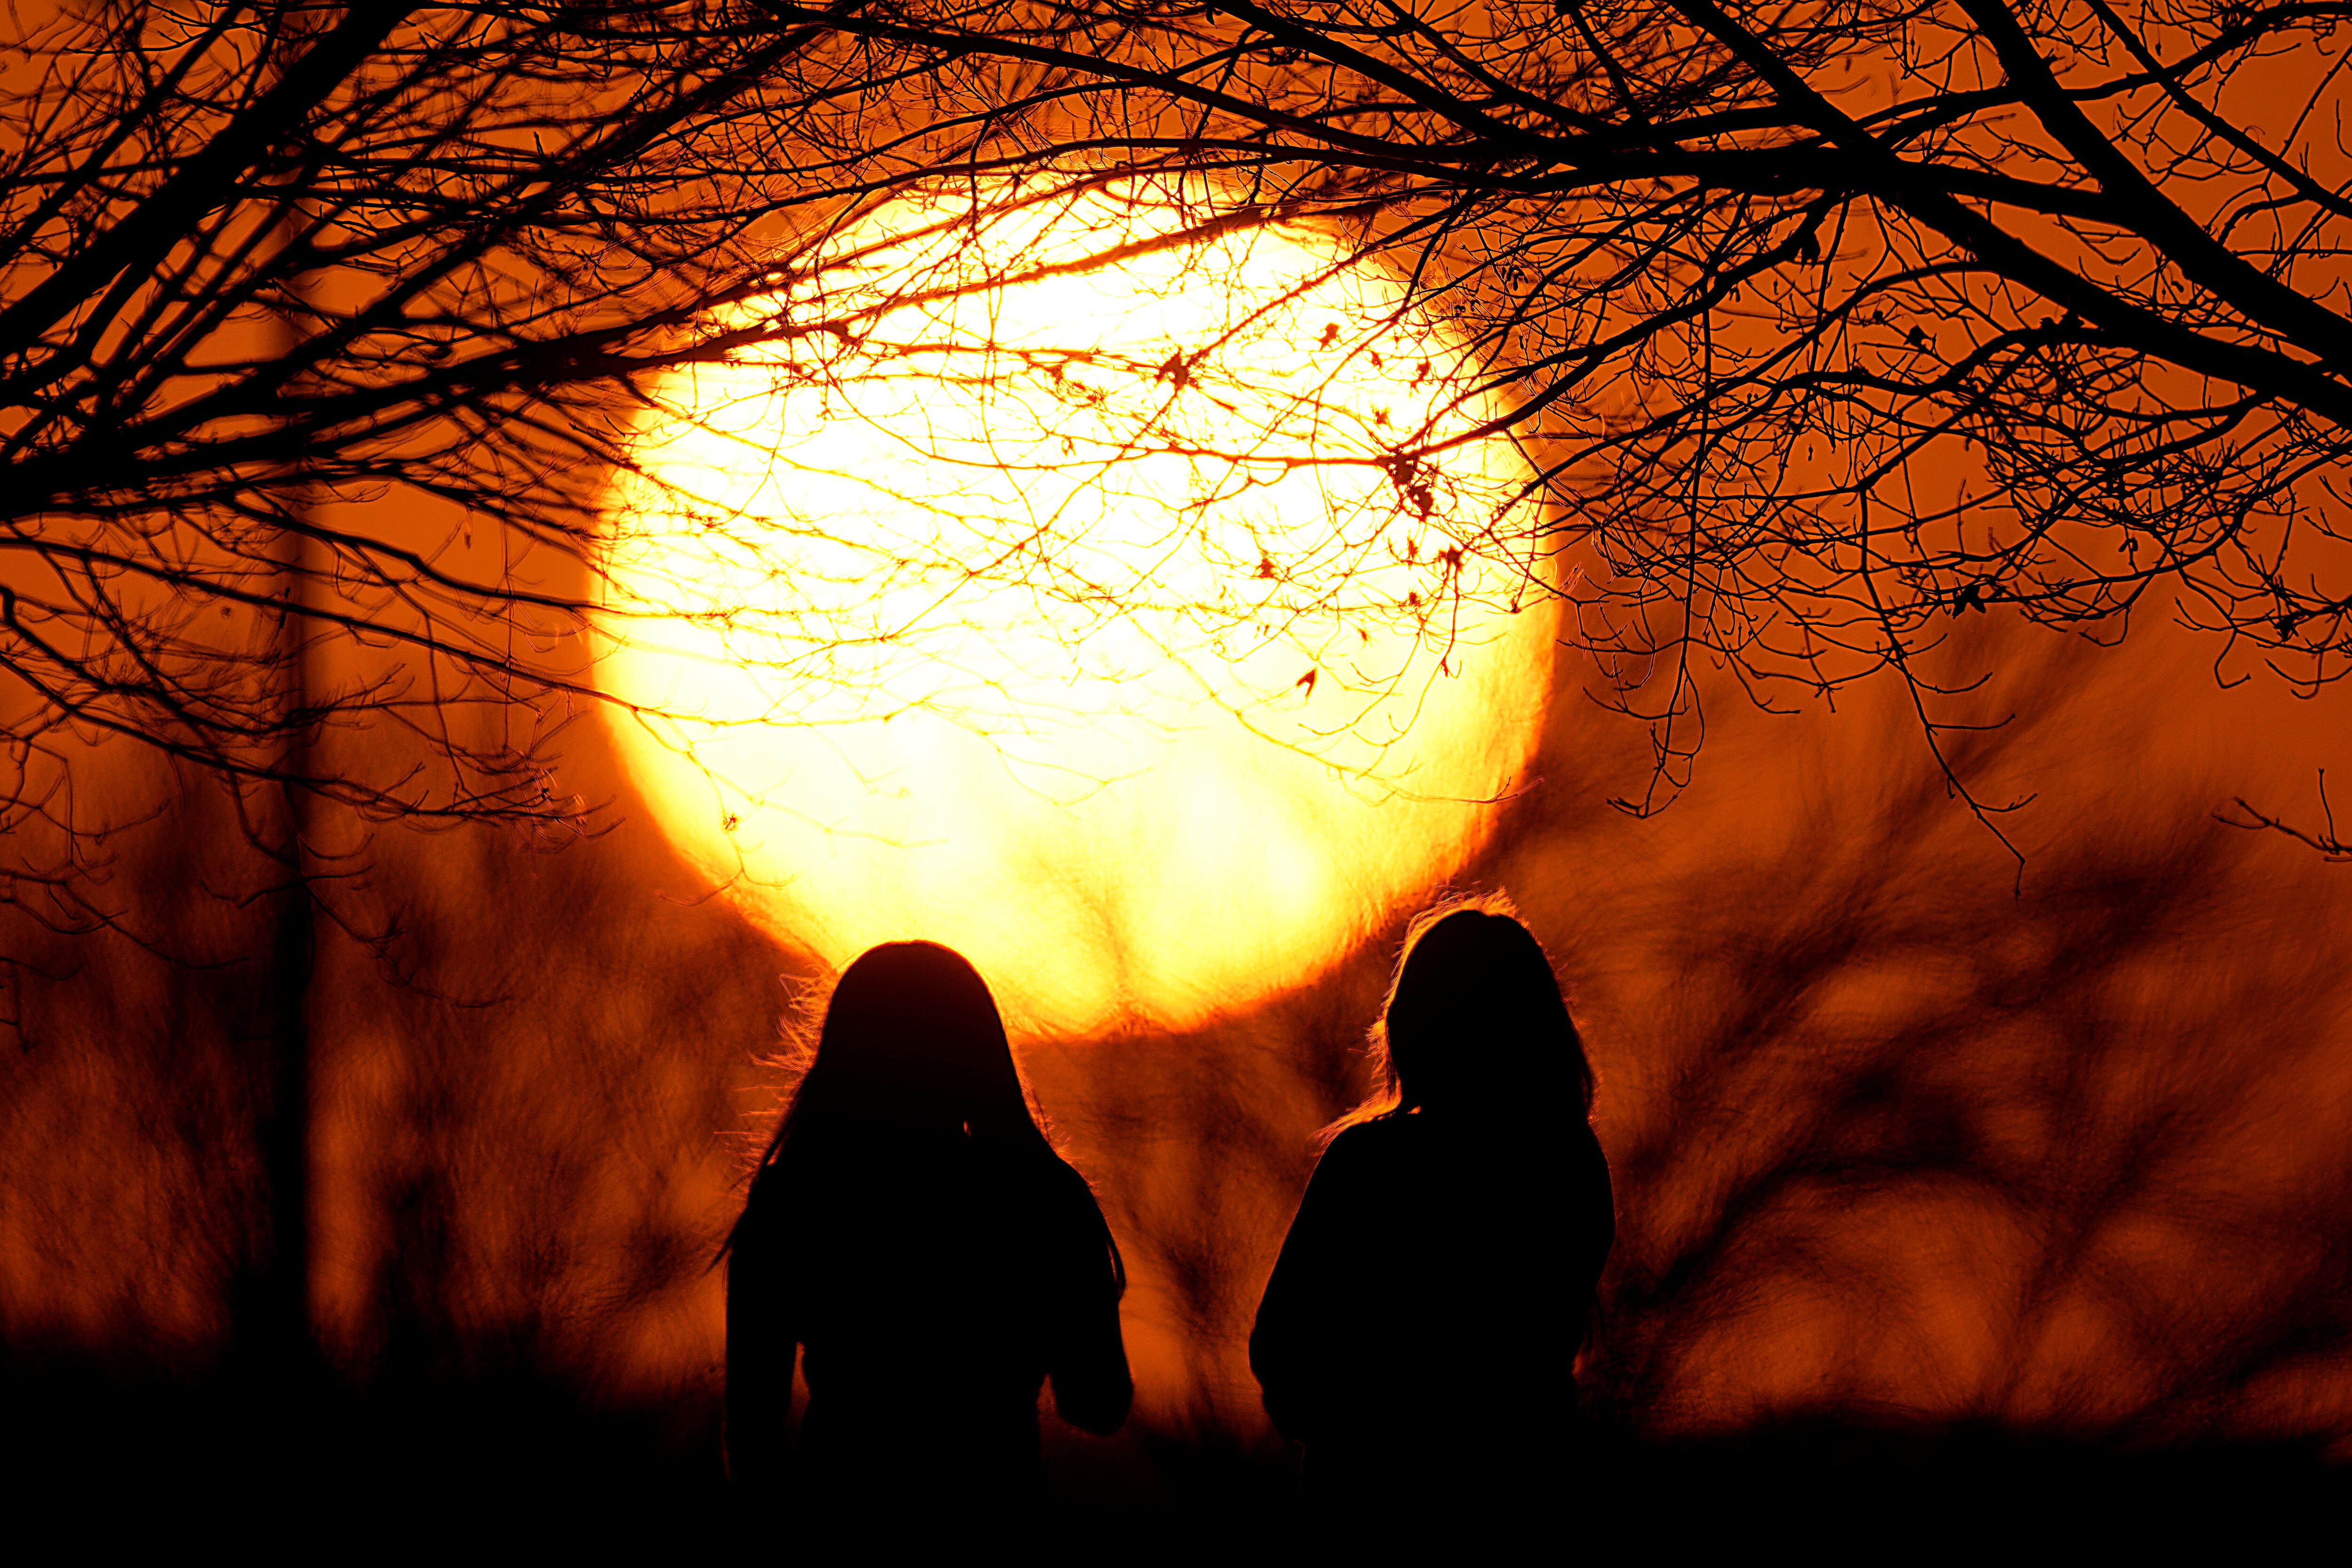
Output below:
[243,126,322,1373]
[255,622,316,1375]
[227,530,318,1383]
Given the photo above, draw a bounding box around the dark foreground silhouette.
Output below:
[1252,902,1614,1518]
[724,941,1130,1519]
[6,1354,2335,1550]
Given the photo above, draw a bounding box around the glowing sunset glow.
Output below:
[597,184,1557,1035]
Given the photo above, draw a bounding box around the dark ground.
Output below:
[3,1354,2336,1553]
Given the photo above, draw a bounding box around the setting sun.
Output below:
[596,183,1558,1035]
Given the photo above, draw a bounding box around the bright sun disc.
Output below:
[597,183,1557,1036]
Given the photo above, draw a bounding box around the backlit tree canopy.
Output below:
[757,0,2352,826]
[1,4,824,846]
[9,0,2352,874]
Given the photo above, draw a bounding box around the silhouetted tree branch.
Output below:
[717,0,2352,831]
[0,0,886,859]
[21,1,2352,876]
[2219,769,2352,856]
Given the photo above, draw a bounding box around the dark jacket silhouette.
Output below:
[1251,905,1614,1512]
[724,941,1131,1512]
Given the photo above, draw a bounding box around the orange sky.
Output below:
[4,1,2352,1487]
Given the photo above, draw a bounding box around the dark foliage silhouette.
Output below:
[723,941,1131,1518]
[1250,902,1615,1516]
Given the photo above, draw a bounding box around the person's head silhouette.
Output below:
[775,939,1049,1147]
[1371,900,1594,1117]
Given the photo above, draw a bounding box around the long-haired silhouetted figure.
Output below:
[1251,899,1613,1520]
[724,941,1130,1519]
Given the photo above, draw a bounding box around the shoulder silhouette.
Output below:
[1251,902,1614,1519]
[724,941,1130,1524]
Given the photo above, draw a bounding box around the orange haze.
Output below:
[4,598,2351,1474]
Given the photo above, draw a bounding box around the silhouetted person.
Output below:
[1251,901,1614,1523]
[723,941,1131,1526]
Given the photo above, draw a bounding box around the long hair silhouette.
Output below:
[724,941,1130,1519]
[1347,895,1597,1126]
[1252,896,1613,1522]
[738,938,1064,1158]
